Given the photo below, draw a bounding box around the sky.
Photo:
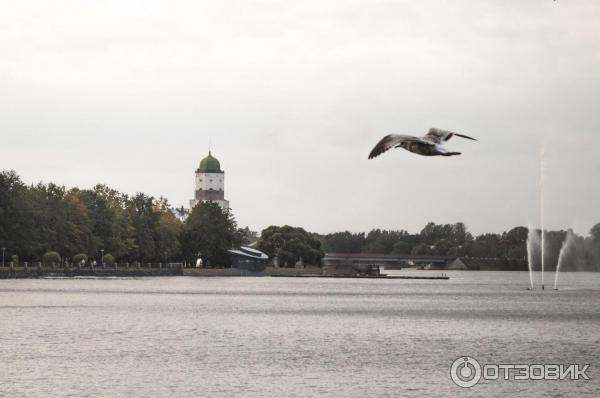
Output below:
[1,0,599,236]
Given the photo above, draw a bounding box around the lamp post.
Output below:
[101,249,104,266]
[1,247,5,267]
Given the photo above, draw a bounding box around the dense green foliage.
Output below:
[0,170,183,263]
[103,253,115,266]
[180,202,240,267]
[237,227,258,246]
[257,225,324,267]
[0,170,256,267]
[42,251,61,266]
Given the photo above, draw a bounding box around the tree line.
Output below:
[0,170,248,266]
[319,223,600,271]
[2,170,599,270]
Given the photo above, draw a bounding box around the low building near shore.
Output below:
[228,246,269,272]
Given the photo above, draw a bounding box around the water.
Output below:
[526,225,539,290]
[554,231,575,290]
[1,271,599,397]
[540,147,547,289]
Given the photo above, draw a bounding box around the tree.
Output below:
[363,229,405,254]
[180,202,239,267]
[73,253,88,265]
[103,254,115,266]
[61,190,95,258]
[432,239,452,255]
[420,222,444,245]
[470,233,501,258]
[588,223,600,268]
[0,170,40,260]
[391,241,412,255]
[77,185,133,259]
[411,243,430,255]
[237,227,258,246]
[126,193,159,261]
[154,198,182,262]
[29,183,96,259]
[590,223,600,241]
[42,251,61,266]
[503,226,528,246]
[257,225,324,267]
[321,231,365,253]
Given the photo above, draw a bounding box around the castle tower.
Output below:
[189,151,230,211]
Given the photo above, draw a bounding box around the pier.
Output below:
[270,274,450,280]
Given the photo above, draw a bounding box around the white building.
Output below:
[189,151,230,211]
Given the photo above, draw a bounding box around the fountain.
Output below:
[540,147,546,290]
[527,146,574,292]
[526,225,539,290]
[554,230,575,290]
[526,147,550,291]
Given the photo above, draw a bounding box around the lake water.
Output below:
[1,271,599,397]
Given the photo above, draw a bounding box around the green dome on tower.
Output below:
[197,151,222,173]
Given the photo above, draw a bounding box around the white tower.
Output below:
[189,151,230,211]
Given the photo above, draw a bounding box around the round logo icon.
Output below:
[450,356,482,388]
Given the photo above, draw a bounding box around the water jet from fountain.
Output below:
[540,147,547,290]
[526,225,539,290]
[554,230,575,290]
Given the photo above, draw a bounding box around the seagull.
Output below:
[368,128,477,159]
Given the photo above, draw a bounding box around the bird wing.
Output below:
[424,128,477,144]
[368,134,432,159]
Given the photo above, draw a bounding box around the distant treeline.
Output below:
[319,224,600,271]
[2,170,599,271]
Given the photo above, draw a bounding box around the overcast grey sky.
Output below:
[1,0,599,235]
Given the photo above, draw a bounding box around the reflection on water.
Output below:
[1,271,599,397]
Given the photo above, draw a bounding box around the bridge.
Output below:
[323,253,458,270]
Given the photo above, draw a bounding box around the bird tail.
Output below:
[442,151,461,156]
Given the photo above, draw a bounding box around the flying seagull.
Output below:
[368,128,477,159]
